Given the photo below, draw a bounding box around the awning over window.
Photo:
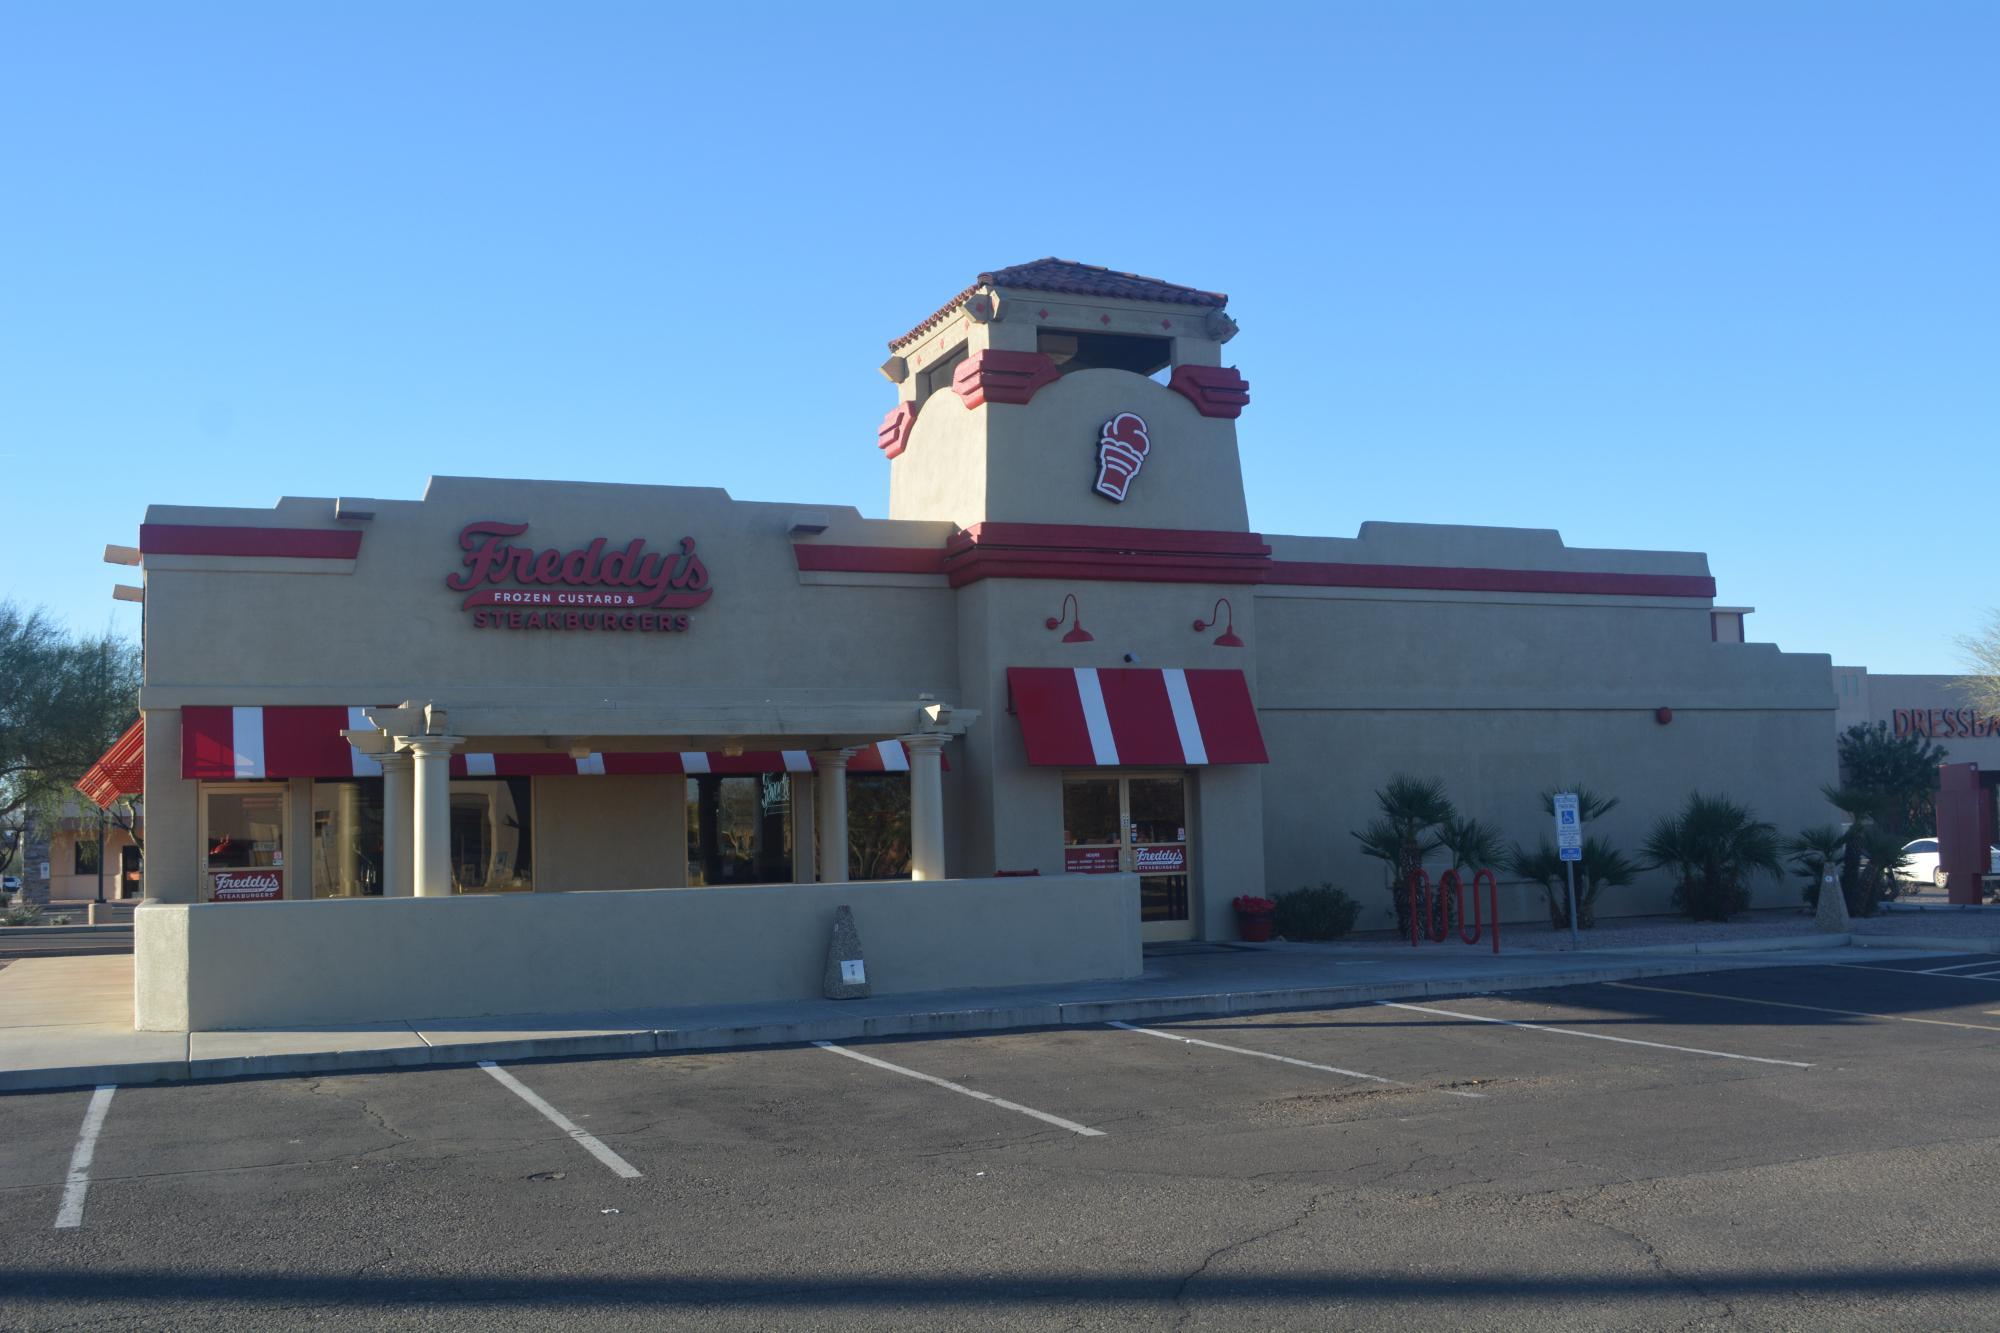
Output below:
[77,717,146,808]
[178,707,935,781]
[1006,667,1269,767]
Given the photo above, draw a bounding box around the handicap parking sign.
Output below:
[1553,792,1583,858]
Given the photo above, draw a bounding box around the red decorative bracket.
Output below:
[1168,364,1251,419]
[952,350,1061,409]
[877,401,919,460]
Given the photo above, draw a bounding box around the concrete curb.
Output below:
[1849,934,1998,954]
[0,952,1895,1095]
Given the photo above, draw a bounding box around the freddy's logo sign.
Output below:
[448,520,713,636]
[1094,413,1150,503]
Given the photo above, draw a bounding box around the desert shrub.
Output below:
[1352,776,1454,936]
[1,903,45,927]
[1274,883,1361,940]
[1641,792,1782,921]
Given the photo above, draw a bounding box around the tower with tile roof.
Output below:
[878,259,1252,533]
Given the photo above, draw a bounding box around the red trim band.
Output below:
[1265,561,1716,599]
[140,524,364,560]
[793,544,949,576]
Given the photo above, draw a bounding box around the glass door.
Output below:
[201,784,287,901]
[1062,772,1194,942]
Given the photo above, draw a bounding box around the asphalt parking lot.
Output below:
[6,956,2000,1330]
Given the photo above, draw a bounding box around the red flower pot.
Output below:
[1237,912,1275,942]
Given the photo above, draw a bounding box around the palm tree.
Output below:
[1641,792,1783,921]
[1784,824,1847,909]
[1352,776,1454,935]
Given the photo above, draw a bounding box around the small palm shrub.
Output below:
[1352,775,1454,936]
[1274,884,1361,940]
[1506,835,1640,929]
[1641,793,1782,921]
[1784,825,1846,910]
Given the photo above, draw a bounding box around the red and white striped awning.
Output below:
[179,707,933,781]
[77,717,146,808]
[1006,667,1269,767]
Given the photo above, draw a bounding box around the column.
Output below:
[379,750,416,898]
[810,749,855,883]
[338,782,362,896]
[903,734,948,881]
[397,734,463,898]
[791,770,815,884]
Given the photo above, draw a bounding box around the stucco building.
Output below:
[115,259,1839,948]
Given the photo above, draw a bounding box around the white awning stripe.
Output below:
[575,752,606,776]
[1074,668,1121,766]
[680,751,711,774]
[782,750,812,773]
[464,752,497,777]
[230,706,265,779]
[876,740,908,772]
[1162,669,1207,766]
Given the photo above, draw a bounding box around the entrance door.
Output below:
[1062,772,1194,942]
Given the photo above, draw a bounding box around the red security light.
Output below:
[1194,597,1245,649]
[1045,593,1094,644]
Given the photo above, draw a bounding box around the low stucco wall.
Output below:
[134,874,1141,1032]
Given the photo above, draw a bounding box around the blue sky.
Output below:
[2,1,1992,671]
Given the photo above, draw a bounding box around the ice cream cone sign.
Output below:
[1094,413,1150,503]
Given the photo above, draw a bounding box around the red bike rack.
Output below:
[1407,868,1501,954]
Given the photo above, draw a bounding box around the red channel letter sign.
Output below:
[446,520,713,636]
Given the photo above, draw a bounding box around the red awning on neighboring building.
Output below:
[77,717,146,808]
[1006,667,1269,767]
[177,706,938,781]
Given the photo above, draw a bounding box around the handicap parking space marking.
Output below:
[1607,980,2000,1034]
[1106,1021,1485,1099]
[53,1085,116,1230]
[1380,1001,1814,1068]
[813,1041,1106,1137]
[478,1062,643,1179]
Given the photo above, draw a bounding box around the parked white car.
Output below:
[1899,838,2000,889]
[0,874,19,895]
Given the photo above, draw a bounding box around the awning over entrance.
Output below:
[179,706,935,781]
[77,717,146,808]
[1006,667,1269,767]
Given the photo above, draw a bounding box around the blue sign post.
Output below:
[1554,793,1583,946]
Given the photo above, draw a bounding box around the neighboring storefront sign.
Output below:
[447,519,713,634]
[1093,413,1150,502]
[1065,846,1121,874]
[211,869,283,901]
[1894,708,2000,740]
[1134,845,1187,874]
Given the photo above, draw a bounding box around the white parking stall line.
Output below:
[478,1062,643,1179]
[1610,980,2000,1033]
[1825,963,2000,984]
[1108,1021,1485,1099]
[1917,959,2000,975]
[814,1041,1106,1137]
[1380,1001,1814,1068]
[54,1085,117,1229]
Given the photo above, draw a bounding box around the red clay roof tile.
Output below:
[890,258,1228,350]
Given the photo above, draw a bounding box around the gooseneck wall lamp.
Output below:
[1045,593,1095,644]
[1193,597,1245,648]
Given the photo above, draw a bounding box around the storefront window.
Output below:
[848,773,910,881]
[203,785,287,901]
[687,773,794,886]
[73,837,101,875]
[450,778,534,893]
[311,779,384,897]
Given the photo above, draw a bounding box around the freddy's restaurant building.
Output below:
[104,261,1840,1027]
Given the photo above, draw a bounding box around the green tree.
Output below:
[0,604,141,827]
[1640,792,1783,922]
[1836,722,1946,837]
[1352,775,1454,935]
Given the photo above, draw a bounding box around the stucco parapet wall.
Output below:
[1265,523,1712,579]
[135,876,1143,1032]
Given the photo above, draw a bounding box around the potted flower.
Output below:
[1232,894,1277,942]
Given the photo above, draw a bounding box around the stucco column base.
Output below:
[902,734,949,881]
[397,735,464,897]
[811,750,855,884]
[1815,873,1851,932]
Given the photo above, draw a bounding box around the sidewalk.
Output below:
[0,933,1989,1094]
